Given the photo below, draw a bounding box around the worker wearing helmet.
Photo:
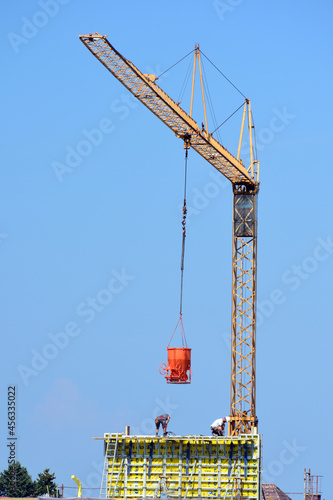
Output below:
[155,414,171,437]
[211,417,230,436]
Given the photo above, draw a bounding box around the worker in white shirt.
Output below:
[211,417,230,436]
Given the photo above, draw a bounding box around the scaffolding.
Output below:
[304,469,322,500]
[99,433,262,499]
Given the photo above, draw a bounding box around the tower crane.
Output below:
[80,33,259,436]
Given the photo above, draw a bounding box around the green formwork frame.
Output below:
[101,434,262,499]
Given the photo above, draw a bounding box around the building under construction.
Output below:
[99,433,261,499]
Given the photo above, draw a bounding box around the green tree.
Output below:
[34,468,59,497]
[0,461,35,497]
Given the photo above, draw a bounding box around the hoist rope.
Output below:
[167,143,190,349]
[179,146,188,317]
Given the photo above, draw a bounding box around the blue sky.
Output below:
[1,0,332,498]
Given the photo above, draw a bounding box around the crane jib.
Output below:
[79,33,256,188]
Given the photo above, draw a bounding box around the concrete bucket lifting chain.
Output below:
[167,314,187,349]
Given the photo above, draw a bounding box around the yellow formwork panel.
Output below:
[101,434,262,499]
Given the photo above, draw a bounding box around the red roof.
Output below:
[262,483,293,500]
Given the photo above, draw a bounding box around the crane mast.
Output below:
[80,33,259,435]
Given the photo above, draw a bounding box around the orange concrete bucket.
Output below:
[159,346,191,384]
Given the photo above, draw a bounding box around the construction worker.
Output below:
[155,414,170,437]
[210,417,230,436]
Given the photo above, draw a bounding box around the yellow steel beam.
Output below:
[197,46,209,134]
[229,187,258,435]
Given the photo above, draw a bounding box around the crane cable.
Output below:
[167,140,190,350]
[156,49,195,81]
[200,50,246,99]
[179,142,189,318]
[211,101,245,135]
